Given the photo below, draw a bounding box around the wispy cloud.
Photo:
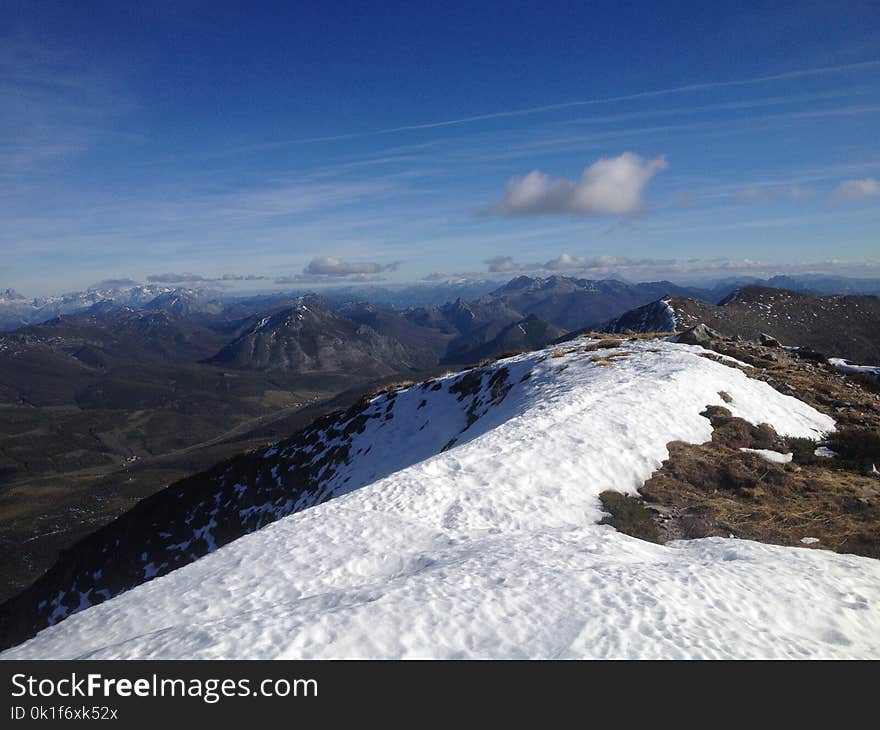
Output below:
[734,184,815,204]
[146,272,268,284]
[274,273,388,285]
[829,177,880,202]
[474,254,880,281]
[90,278,140,289]
[160,60,880,160]
[486,253,674,274]
[218,179,400,219]
[239,60,880,150]
[0,35,135,175]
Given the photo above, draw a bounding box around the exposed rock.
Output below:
[676,323,723,346]
[795,347,828,363]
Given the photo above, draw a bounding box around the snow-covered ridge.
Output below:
[604,298,677,333]
[7,339,880,660]
[829,357,880,381]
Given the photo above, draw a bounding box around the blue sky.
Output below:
[3,0,880,295]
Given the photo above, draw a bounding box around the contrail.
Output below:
[170,58,880,163]
[294,59,880,143]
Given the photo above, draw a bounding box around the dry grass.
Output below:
[846,371,880,394]
[599,491,661,543]
[624,332,674,340]
[589,350,633,366]
[827,427,880,463]
[631,407,880,557]
[354,380,418,409]
[582,339,623,351]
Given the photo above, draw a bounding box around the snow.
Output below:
[6,340,878,660]
[814,446,838,458]
[801,537,821,545]
[660,298,677,331]
[740,448,794,464]
[829,357,880,380]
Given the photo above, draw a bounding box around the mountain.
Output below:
[602,299,678,334]
[334,301,452,367]
[8,337,880,659]
[3,306,229,369]
[471,275,718,330]
[142,289,224,317]
[318,280,501,308]
[603,286,880,363]
[0,284,215,332]
[443,314,566,363]
[205,298,424,375]
[398,275,717,362]
[764,274,880,296]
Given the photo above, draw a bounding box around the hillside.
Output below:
[482,275,717,329]
[444,314,566,363]
[604,286,880,363]
[0,301,398,604]
[205,299,424,375]
[5,338,880,659]
[408,275,717,336]
[2,306,229,368]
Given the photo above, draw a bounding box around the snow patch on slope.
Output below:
[7,340,876,660]
[829,357,880,380]
[660,298,677,331]
[740,448,793,464]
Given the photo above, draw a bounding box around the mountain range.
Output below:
[1,273,878,619]
[5,272,879,335]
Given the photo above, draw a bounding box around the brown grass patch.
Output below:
[634,407,880,557]
[827,427,880,463]
[599,491,661,543]
[624,332,674,341]
[589,350,633,366]
[846,372,880,394]
[582,339,623,351]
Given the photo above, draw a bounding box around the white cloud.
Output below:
[485,255,520,273]
[491,153,668,216]
[146,272,267,283]
[303,257,400,277]
[830,178,880,203]
[147,272,213,283]
[479,253,880,281]
[487,253,672,273]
